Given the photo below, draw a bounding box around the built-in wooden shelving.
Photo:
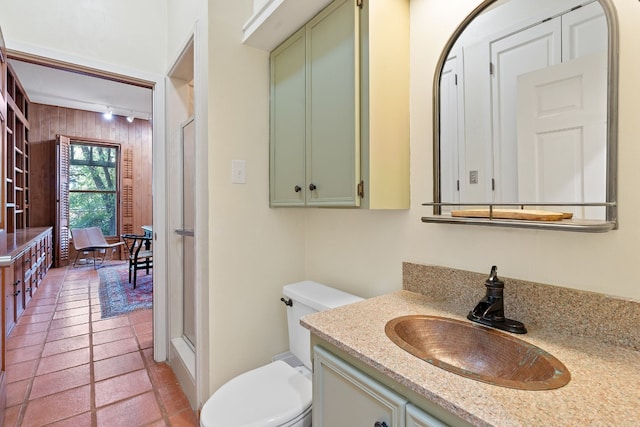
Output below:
[4,62,30,233]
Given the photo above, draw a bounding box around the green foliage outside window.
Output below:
[69,143,118,236]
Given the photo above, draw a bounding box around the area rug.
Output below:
[98,263,153,318]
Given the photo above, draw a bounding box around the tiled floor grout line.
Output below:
[3,265,199,426]
[13,268,66,426]
[87,269,99,427]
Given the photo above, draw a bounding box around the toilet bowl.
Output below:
[199,281,363,427]
[200,360,312,427]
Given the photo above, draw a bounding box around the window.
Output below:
[69,142,119,236]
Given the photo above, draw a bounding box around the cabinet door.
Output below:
[13,253,25,321]
[306,0,360,207]
[23,272,34,308]
[270,28,307,206]
[314,346,406,427]
[3,263,16,335]
[45,230,53,269]
[406,404,449,427]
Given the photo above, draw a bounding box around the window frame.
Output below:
[68,140,121,237]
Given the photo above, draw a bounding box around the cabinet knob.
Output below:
[294,185,302,193]
[309,183,317,191]
[13,290,21,296]
[13,280,21,287]
[374,422,388,427]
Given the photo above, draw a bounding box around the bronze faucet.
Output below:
[468,266,527,334]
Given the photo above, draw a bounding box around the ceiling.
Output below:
[8,59,153,121]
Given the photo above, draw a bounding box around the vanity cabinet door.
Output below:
[406,404,449,427]
[314,346,407,427]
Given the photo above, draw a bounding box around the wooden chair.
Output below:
[70,227,124,269]
[120,234,153,289]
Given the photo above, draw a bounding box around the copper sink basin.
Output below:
[385,315,570,390]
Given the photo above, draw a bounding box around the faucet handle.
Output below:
[486,265,504,288]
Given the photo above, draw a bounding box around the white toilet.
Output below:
[200,280,363,427]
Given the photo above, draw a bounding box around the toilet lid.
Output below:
[200,360,312,427]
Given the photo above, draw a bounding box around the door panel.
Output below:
[517,53,607,219]
[440,49,463,206]
[313,347,407,426]
[561,1,607,61]
[270,30,306,206]
[490,18,562,202]
[307,0,359,206]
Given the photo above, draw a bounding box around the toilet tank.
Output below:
[282,281,363,369]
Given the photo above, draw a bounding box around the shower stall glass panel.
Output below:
[179,118,196,348]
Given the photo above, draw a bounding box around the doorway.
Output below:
[166,35,208,410]
[5,51,169,363]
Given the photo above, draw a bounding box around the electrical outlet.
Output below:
[469,170,479,184]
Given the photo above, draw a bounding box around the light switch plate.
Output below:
[231,160,246,184]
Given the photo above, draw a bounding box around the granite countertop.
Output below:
[302,290,640,426]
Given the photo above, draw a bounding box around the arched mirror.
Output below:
[424,0,618,232]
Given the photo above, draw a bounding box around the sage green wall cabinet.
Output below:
[269,0,409,209]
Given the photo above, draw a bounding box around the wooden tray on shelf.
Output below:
[451,208,573,221]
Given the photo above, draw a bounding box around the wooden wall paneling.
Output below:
[29,141,55,227]
[48,106,56,139]
[28,104,153,260]
[135,120,152,232]
[29,103,38,143]
[72,109,82,137]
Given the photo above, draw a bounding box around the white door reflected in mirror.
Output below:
[436,0,613,223]
[517,53,607,220]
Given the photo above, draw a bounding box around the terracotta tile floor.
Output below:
[3,264,199,426]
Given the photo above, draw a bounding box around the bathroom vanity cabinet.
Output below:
[313,346,452,427]
[304,272,640,426]
[269,0,409,209]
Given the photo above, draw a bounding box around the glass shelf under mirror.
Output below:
[422,202,617,233]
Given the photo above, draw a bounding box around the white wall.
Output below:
[0,0,167,75]
[304,0,640,302]
[167,0,203,65]
[206,0,307,392]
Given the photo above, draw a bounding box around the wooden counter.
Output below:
[0,227,54,421]
[0,227,54,267]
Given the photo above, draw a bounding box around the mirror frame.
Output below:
[425,0,619,232]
